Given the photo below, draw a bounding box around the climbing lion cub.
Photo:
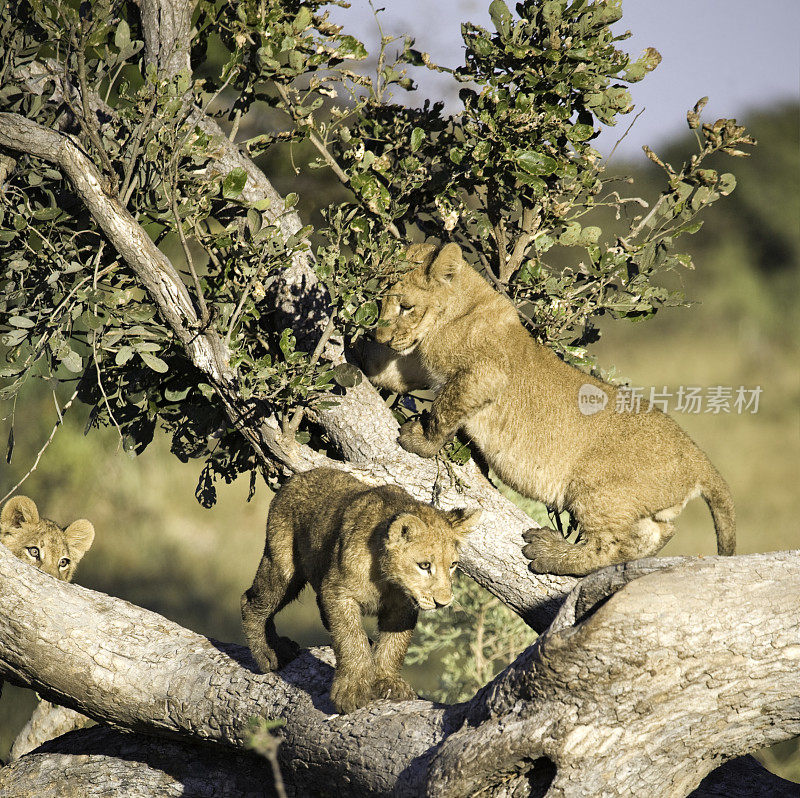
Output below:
[1,495,95,582]
[241,468,479,713]
[366,242,735,577]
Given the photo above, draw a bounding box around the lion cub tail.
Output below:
[701,467,736,556]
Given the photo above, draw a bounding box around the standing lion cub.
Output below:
[241,468,479,713]
[365,242,735,576]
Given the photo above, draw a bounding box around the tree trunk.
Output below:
[1,544,797,796]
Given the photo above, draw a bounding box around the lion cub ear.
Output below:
[405,243,438,265]
[1,496,39,530]
[64,519,95,561]
[426,243,464,284]
[443,507,481,544]
[388,513,424,543]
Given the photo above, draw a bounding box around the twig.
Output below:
[228,108,242,142]
[625,192,667,241]
[286,312,337,435]
[605,106,645,166]
[0,388,79,505]
[170,170,209,323]
[274,83,400,240]
[502,206,539,282]
[120,95,157,202]
[225,272,274,349]
[75,27,119,193]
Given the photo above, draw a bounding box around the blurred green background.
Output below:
[1,103,798,780]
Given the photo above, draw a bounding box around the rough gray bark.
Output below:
[0,544,797,796]
[8,700,93,762]
[0,726,278,798]
[0,728,792,798]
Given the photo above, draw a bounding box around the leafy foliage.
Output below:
[408,573,537,703]
[0,0,753,502]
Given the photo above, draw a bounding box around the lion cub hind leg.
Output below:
[241,535,305,672]
[522,526,605,577]
[522,516,676,577]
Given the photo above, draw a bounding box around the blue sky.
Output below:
[327,0,800,158]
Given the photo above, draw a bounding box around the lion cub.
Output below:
[0,496,95,706]
[241,468,479,713]
[366,242,735,577]
[1,495,95,582]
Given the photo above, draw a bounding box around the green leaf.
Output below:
[331,363,362,388]
[2,330,28,347]
[515,150,558,176]
[32,206,61,221]
[222,168,248,199]
[61,350,83,373]
[410,127,424,152]
[165,386,191,402]
[579,226,601,246]
[567,124,595,142]
[294,6,312,31]
[116,346,134,365]
[559,222,582,246]
[115,19,131,53]
[140,352,169,373]
[8,316,34,328]
[718,173,737,196]
[336,35,367,60]
[489,0,512,36]
[354,300,379,326]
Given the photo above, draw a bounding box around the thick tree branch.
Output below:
[1,546,797,796]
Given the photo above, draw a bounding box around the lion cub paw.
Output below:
[398,420,440,458]
[373,675,417,703]
[522,527,568,574]
[330,674,375,714]
[250,635,300,673]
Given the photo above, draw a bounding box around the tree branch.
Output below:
[0,546,797,796]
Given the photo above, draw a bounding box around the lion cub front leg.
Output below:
[321,586,376,713]
[372,603,417,703]
[398,364,505,458]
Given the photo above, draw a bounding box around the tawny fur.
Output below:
[0,496,95,705]
[1,496,95,582]
[241,468,479,714]
[366,242,735,577]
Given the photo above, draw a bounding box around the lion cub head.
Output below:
[375,243,465,355]
[1,496,95,582]
[382,505,480,610]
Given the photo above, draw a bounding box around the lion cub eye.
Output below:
[26,546,40,560]
[59,557,70,569]
[399,304,414,316]
[450,561,459,571]
[417,561,431,573]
